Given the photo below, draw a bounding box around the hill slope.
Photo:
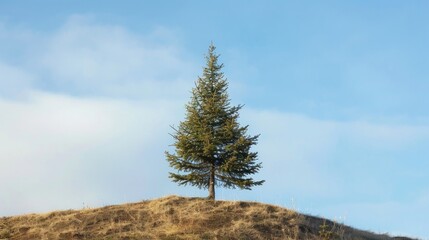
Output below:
[0,195,415,240]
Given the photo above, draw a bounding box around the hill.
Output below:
[0,195,416,240]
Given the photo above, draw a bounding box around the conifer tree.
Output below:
[165,44,264,200]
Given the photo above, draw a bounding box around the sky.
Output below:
[0,1,428,238]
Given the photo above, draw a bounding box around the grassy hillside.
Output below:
[0,195,416,240]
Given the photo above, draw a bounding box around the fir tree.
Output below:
[165,44,264,200]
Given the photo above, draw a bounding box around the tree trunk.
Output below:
[208,165,215,200]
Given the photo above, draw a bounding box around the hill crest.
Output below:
[0,195,416,240]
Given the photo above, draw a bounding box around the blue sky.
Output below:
[0,1,428,238]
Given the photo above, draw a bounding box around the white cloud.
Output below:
[0,91,182,215]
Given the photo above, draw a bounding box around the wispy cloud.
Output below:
[243,109,429,195]
[0,15,196,100]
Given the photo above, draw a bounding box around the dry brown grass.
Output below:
[0,196,417,240]
[0,196,299,240]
